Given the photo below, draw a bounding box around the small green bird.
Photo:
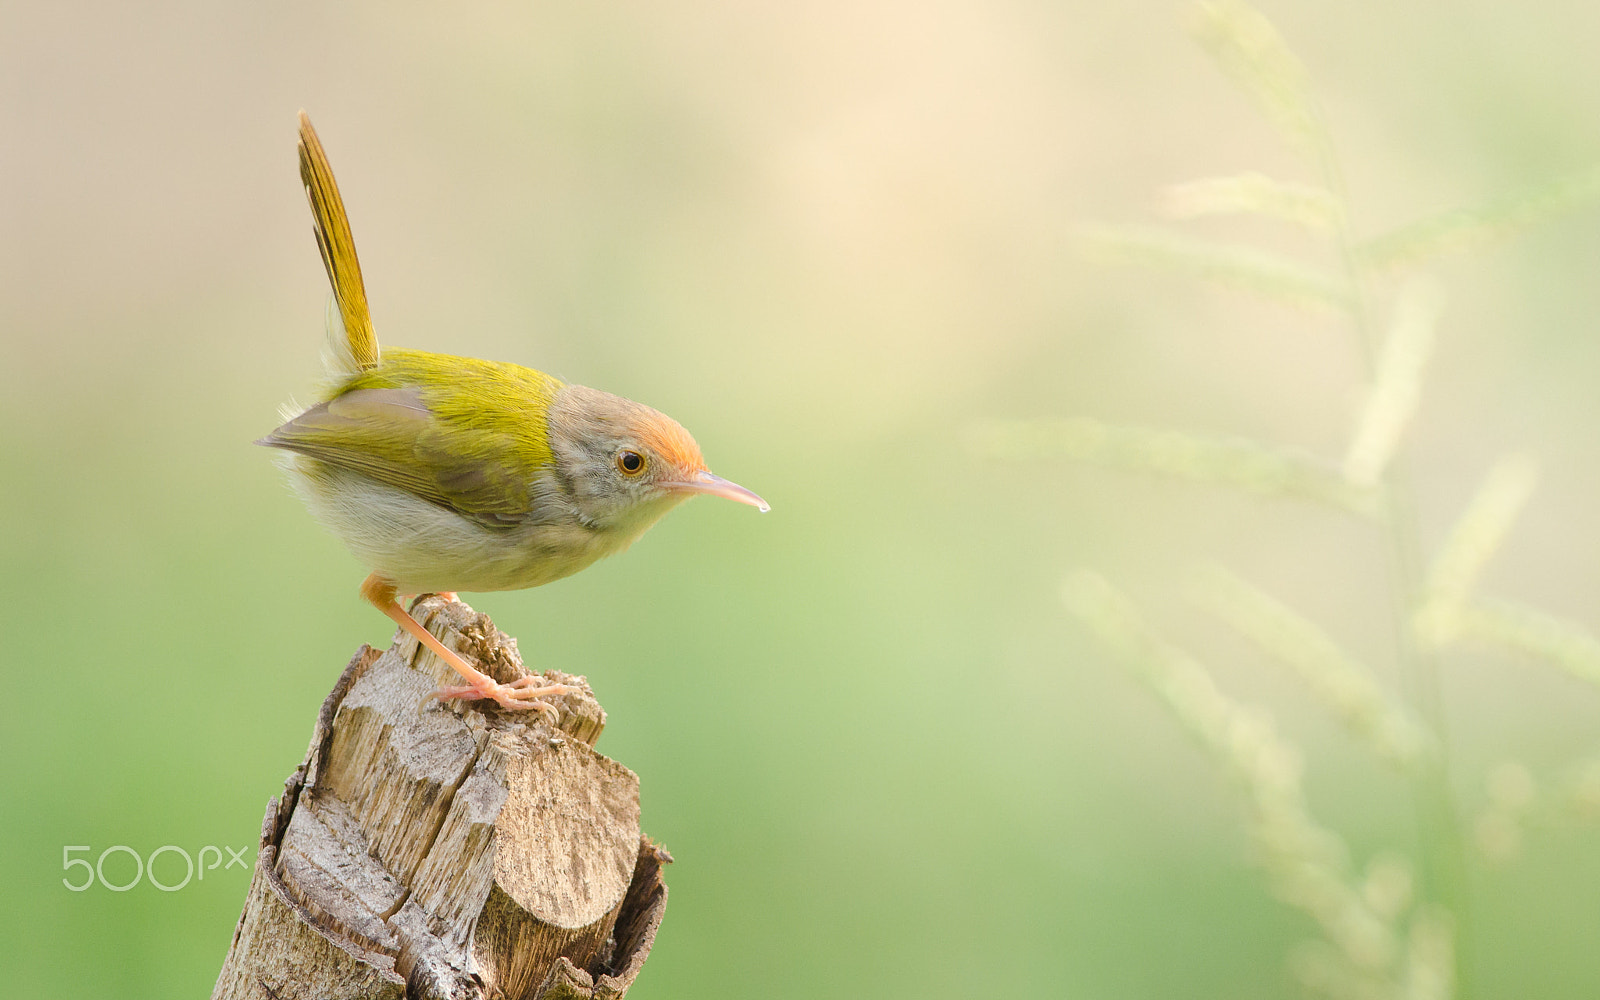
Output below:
[262,113,767,716]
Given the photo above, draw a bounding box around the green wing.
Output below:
[261,350,565,529]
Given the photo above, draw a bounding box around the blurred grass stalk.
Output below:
[1063,573,1454,1000]
[1189,567,1435,775]
[972,1,1600,997]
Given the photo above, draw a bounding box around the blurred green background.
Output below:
[4,1,1600,997]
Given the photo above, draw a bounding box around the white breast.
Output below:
[284,458,637,594]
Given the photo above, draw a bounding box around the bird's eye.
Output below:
[617,449,646,476]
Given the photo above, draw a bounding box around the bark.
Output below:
[212,596,671,1000]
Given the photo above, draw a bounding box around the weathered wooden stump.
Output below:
[212,596,670,1000]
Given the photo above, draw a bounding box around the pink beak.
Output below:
[667,470,770,512]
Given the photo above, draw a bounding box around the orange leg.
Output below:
[361,574,574,718]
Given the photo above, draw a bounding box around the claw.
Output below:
[510,676,579,696]
[432,678,567,720]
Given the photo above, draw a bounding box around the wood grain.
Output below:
[212,597,670,1000]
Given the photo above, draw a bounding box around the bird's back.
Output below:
[262,349,568,530]
[337,348,566,453]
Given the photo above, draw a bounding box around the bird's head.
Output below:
[547,384,767,535]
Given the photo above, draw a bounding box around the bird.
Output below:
[260,112,767,717]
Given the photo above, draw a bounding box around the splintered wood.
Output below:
[211,596,671,1000]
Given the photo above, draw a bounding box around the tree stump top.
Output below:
[212,597,671,1000]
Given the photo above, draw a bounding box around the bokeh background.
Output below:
[4,1,1600,996]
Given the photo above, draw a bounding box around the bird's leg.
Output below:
[360,573,576,717]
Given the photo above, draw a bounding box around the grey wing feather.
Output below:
[259,387,532,529]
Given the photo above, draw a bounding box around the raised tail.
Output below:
[297,111,379,374]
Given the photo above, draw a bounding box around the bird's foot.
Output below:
[363,574,572,721]
[433,677,579,721]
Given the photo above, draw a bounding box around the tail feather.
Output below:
[297,111,379,373]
